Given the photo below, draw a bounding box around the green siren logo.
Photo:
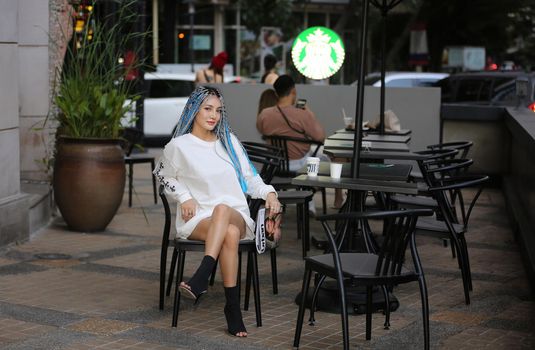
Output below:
[292,27,345,80]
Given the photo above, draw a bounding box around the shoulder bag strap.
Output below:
[276,106,311,140]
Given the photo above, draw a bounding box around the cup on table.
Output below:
[330,163,343,179]
[343,116,354,128]
[306,157,320,177]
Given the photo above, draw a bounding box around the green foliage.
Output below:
[55,0,145,139]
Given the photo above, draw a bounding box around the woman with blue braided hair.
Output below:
[154,86,281,337]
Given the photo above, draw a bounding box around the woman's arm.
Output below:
[153,142,193,204]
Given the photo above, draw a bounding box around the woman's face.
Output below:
[193,95,222,132]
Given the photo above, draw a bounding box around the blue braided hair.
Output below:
[172,86,257,192]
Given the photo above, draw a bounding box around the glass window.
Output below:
[387,79,413,87]
[492,81,516,105]
[364,76,381,85]
[456,79,486,102]
[308,12,326,27]
[225,8,236,25]
[148,80,195,98]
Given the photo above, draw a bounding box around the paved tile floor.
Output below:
[1,149,534,349]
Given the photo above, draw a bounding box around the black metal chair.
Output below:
[158,185,262,328]
[391,158,488,304]
[122,127,157,207]
[261,135,327,215]
[294,209,434,350]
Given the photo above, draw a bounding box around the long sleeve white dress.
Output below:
[154,133,276,239]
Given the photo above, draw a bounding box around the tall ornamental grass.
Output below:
[55,0,146,139]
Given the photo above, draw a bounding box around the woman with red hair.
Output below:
[195,51,228,84]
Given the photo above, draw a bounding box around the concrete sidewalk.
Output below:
[1,150,534,349]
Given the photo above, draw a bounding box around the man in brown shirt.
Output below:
[257,75,325,169]
[257,75,343,208]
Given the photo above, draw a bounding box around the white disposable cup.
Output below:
[330,163,343,179]
[343,116,354,127]
[306,157,320,177]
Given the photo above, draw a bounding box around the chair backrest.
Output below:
[122,127,144,156]
[242,141,283,184]
[428,174,489,230]
[159,184,173,250]
[319,209,434,277]
[262,135,323,177]
[427,141,473,159]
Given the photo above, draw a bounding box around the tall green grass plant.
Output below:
[55,0,146,139]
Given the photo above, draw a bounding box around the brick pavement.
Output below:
[0,149,533,349]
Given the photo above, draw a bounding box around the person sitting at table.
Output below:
[154,86,282,337]
[257,88,278,116]
[256,75,343,209]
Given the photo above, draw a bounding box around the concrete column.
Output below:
[0,0,30,247]
[214,5,224,54]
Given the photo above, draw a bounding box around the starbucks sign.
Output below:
[291,27,345,80]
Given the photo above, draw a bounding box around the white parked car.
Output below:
[352,72,449,87]
[123,72,240,146]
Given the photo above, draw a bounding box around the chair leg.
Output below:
[338,275,350,350]
[128,163,134,207]
[159,245,169,310]
[251,251,262,327]
[270,248,278,294]
[296,202,303,240]
[309,274,327,325]
[365,285,373,340]
[150,159,157,204]
[418,276,430,350]
[459,235,473,291]
[381,285,390,329]
[166,249,178,296]
[304,200,310,253]
[172,251,185,327]
[451,235,470,304]
[237,252,242,301]
[321,188,327,214]
[293,267,312,348]
[244,252,252,310]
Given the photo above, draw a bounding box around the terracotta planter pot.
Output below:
[53,137,125,232]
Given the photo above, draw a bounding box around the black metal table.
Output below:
[324,139,410,153]
[335,128,412,136]
[328,132,411,144]
[298,162,412,182]
[324,149,428,161]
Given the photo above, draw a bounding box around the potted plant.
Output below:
[52,0,144,232]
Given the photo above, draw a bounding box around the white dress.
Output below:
[154,133,276,239]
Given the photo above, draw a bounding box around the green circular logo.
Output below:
[291,26,345,80]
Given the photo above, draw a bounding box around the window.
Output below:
[387,79,413,87]
[456,79,487,102]
[148,80,195,98]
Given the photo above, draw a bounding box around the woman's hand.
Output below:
[181,199,197,222]
[265,192,282,242]
[265,192,281,217]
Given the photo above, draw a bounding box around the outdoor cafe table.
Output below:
[298,162,412,182]
[328,132,411,144]
[335,128,412,136]
[324,149,429,161]
[291,174,418,314]
[324,138,410,153]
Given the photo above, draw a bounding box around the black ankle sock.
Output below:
[187,255,216,296]
[224,286,246,336]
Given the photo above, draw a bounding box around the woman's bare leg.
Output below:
[185,204,247,337]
